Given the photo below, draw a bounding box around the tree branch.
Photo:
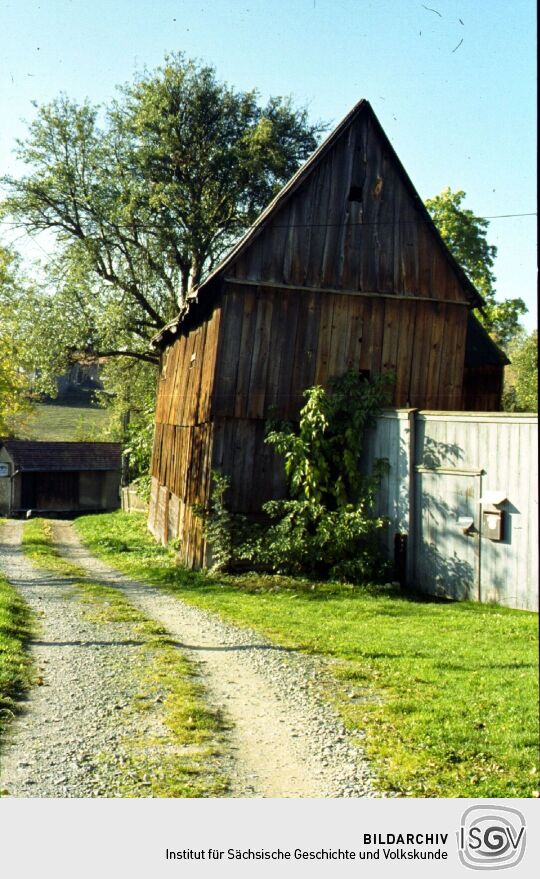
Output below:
[79,348,159,364]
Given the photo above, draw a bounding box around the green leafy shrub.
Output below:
[200,371,393,581]
[194,472,252,572]
[195,472,235,572]
[265,370,393,508]
[243,495,389,581]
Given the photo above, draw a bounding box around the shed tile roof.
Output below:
[1,441,122,472]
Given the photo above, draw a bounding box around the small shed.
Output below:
[0,441,121,516]
[148,99,509,567]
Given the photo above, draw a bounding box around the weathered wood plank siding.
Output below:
[148,101,504,568]
[230,113,468,302]
[213,282,468,422]
[154,304,221,427]
[462,366,504,411]
[149,304,222,565]
[195,281,469,528]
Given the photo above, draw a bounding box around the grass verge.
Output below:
[74,511,539,798]
[0,535,35,742]
[22,518,227,797]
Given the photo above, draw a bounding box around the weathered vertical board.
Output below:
[151,280,474,568]
[153,304,221,428]
[230,108,472,303]
[212,282,469,419]
[149,310,220,564]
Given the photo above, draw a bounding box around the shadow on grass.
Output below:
[171,572,458,609]
[31,638,144,648]
[435,660,537,672]
[32,636,294,654]
[71,514,517,615]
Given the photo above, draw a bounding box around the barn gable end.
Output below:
[228,105,477,303]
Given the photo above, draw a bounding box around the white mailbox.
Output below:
[478,490,507,542]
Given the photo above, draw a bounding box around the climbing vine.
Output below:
[199,371,393,581]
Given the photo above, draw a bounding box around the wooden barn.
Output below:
[148,100,508,566]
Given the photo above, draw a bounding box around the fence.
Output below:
[121,485,149,514]
[363,410,538,611]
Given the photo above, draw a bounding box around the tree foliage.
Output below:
[2,54,323,376]
[425,187,526,346]
[0,245,32,433]
[102,357,158,490]
[503,330,538,412]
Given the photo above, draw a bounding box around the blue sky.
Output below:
[0,0,536,328]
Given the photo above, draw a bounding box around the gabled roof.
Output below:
[153,99,484,348]
[1,441,122,472]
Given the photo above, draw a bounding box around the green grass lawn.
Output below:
[0,555,34,743]
[11,402,115,442]
[74,511,539,798]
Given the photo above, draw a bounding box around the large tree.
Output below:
[425,187,526,347]
[503,330,538,412]
[0,245,32,433]
[1,54,323,375]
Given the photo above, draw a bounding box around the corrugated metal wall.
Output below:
[364,410,538,611]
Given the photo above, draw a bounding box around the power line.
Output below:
[483,212,537,219]
[0,211,536,237]
[259,212,538,229]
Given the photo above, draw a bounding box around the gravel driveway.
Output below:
[0,519,378,798]
[0,520,159,797]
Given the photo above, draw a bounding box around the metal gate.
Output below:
[413,466,483,601]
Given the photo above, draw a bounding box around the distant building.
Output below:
[0,441,121,516]
[55,361,104,401]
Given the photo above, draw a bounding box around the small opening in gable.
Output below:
[348,185,363,203]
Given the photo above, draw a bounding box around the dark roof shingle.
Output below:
[1,441,122,472]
